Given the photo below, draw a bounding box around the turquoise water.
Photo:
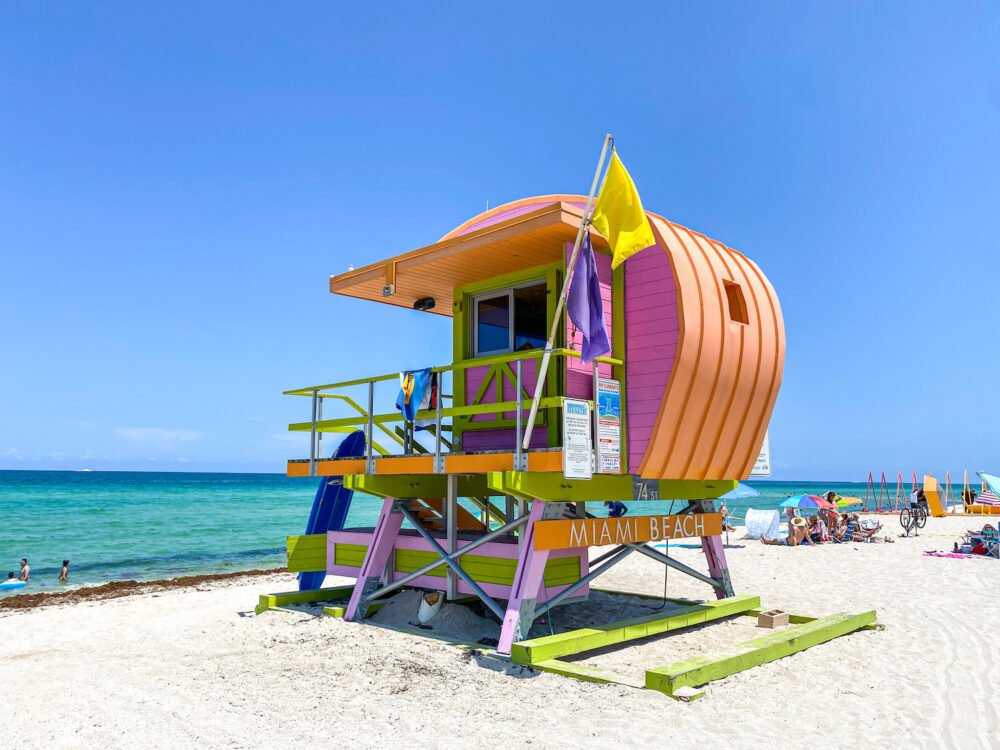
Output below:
[0,470,870,596]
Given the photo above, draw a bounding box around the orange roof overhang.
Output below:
[328,201,608,316]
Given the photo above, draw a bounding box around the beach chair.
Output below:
[856,518,882,541]
[833,520,857,543]
[975,526,999,558]
[962,525,999,558]
[860,518,881,531]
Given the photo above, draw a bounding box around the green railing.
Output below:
[284,348,623,476]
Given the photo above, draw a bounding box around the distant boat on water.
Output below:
[77,468,93,472]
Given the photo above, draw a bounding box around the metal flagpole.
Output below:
[521,133,613,451]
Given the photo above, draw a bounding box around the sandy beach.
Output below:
[2,514,997,749]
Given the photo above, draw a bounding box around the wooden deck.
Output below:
[287,449,564,477]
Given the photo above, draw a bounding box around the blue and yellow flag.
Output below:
[591,150,656,268]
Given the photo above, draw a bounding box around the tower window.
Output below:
[724,281,749,325]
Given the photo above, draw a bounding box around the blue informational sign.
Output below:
[596,378,622,473]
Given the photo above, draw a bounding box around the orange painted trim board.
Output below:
[287,459,367,477]
[534,513,723,550]
[375,455,434,475]
[286,452,565,478]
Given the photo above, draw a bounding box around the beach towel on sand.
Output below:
[923,551,974,559]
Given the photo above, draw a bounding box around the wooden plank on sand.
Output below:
[645,610,877,695]
[254,585,356,615]
[510,594,760,664]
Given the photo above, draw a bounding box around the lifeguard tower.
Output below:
[261,190,878,695]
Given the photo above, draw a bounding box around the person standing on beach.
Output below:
[916,489,929,512]
[604,500,628,518]
[719,501,736,532]
[18,558,30,582]
[59,560,70,583]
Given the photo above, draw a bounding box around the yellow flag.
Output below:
[591,150,656,268]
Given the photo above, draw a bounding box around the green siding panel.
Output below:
[287,534,327,573]
[333,543,368,567]
[332,542,581,588]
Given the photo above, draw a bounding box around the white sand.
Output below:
[2,514,998,749]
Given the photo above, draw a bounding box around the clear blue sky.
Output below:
[1,2,997,479]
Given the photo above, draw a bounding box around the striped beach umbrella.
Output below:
[779,494,836,511]
[976,472,1000,506]
[835,495,863,509]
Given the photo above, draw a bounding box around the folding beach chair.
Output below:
[963,525,999,558]
[981,527,1000,558]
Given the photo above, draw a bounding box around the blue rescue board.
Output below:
[298,430,366,591]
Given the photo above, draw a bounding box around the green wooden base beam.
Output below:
[254,585,356,615]
[645,610,878,695]
[488,472,737,503]
[511,594,760,664]
[529,659,644,688]
[323,600,385,618]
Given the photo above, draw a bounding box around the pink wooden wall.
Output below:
[624,245,679,472]
[461,426,548,451]
[457,242,616,453]
[461,358,548,451]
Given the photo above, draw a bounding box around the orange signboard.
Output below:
[533,513,723,550]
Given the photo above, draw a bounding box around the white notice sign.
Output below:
[562,398,593,480]
[596,378,622,474]
[750,430,771,477]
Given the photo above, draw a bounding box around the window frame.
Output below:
[471,288,514,357]
[470,278,546,358]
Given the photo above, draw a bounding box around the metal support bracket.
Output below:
[352,576,382,623]
[541,502,572,520]
[514,599,538,643]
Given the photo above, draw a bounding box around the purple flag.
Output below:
[567,233,611,363]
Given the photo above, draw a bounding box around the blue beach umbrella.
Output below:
[720,483,761,501]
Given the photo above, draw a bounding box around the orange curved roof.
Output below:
[440,195,587,241]
[326,193,784,481]
[636,214,785,480]
[446,195,785,480]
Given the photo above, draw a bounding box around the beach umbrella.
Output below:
[720,482,761,501]
[976,472,1000,505]
[779,494,835,511]
[835,496,862,509]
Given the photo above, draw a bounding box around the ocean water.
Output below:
[0,470,872,596]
